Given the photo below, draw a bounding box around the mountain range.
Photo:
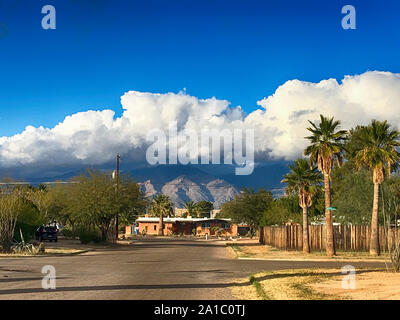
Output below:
[130,163,288,208]
[1,162,290,208]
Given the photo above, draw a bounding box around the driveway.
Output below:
[0,238,386,300]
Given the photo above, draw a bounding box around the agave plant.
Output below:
[11,229,45,255]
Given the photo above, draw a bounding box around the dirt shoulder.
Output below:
[230,268,399,300]
[227,239,390,262]
[309,270,400,300]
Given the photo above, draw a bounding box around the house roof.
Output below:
[136,217,232,223]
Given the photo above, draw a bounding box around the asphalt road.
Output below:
[0,238,386,300]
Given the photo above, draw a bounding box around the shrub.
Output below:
[14,222,39,243]
[60,227,76,238]
[12,242,44,255]
[76,227,102,244]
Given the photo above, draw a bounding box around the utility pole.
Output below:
[115,153,120,240]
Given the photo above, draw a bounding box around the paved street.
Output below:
[0,238,386,300]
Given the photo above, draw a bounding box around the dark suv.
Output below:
[35,226,58,242]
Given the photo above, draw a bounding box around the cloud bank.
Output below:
[1,71,400,169]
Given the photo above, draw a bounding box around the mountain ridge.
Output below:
[1,163,288,207]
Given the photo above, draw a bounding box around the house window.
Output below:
[201,223,211,228]
[153,225,157,231]
[222,223,231,229]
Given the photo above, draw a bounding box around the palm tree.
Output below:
[183,201,197,217]
[149,194,174,236]
[304,115,347,256]
[282,158,322,253]
[353,120,400,256]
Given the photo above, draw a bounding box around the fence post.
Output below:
[259,226,265,244]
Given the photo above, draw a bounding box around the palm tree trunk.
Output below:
[302,206,310,254]
[324,173,336,256]
[370,182,380,256]
[158,215,164,236]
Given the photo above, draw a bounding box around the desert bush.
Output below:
[76,227,102,244]
[11,231,45,255]
[12,242,45,255]
[0,189,25,252]
[14,222,40,243]
[60,226,76,238]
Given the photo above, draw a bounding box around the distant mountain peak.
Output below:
[138,173,238,208]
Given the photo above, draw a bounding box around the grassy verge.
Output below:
[231,269,347,300]
[231,267,399,300]
[227,241,390,261]
[249,275,271,300]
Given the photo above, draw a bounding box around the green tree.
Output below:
[67,169,145,241]
[352,120,400,256]
[14,197,43,242]
[262,194,302,226]
[194,201,213,218]
[304,114,347,256]
[25,186,51,221]
[381,175,400,226]
[220,189,273,238]
[149,194,174,236]
[183,201,197,217]
[331,166,373,225]
[46,182,75,226]
[282,158,322,253]
[0,187,26,252]
[117,175,148,228]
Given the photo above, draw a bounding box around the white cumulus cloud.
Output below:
[252,71,400,159]
[1,71,400,169]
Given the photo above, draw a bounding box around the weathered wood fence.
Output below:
[259,225,400,252]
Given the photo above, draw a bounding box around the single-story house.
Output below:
[125,216,249,236]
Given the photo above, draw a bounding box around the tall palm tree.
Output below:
[304,115,347,256]
[353,120,400,256]
[282,158,322,253]
[183,201,197,217]
[150,194,174,236]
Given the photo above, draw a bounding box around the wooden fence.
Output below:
[259,225,400,252]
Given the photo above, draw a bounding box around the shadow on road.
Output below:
[0,281,249,296]
[0,277,67,283]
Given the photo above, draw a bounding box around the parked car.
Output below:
[35,226,58,242]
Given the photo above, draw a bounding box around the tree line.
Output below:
[0,169,216,251]
[220,115,400,257]
[0,169,147,251]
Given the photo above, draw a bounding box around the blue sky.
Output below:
[0,0,400,137]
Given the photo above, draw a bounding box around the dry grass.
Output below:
[231,269,343,300]
[228,239,390,261]
[44,248,88,255]
[231,268,399,300]
[310,270,400,300]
